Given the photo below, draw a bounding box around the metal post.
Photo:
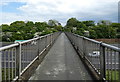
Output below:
[100,42,106,80]
[45,36,47,48]
[37,38,40,59]
[76,36,79,51]
[0,51,2,81]
[118,52,120,81]
[16,42,22,78]
[51,34,52,44]
[50,34,52,45]
[19,43,22,76]
[52,33,55,42]
[82,37,86,58]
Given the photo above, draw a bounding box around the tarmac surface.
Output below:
[29,33,93,80]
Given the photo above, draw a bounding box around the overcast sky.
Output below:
[0,0,119,26]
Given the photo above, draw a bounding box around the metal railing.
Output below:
[65,32,120,81]
[0,32,61,81]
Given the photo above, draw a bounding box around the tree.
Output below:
[48,20,61,26]
[1,24,10,32]
[26,21,34,27]
[66,18,79,27]
[82,20,95,27]
[77,22,87,29]
[89,29,97,38]
[74,28,84,36]
[40,29,52,36]
[9,21,26,32]
[92,25,116,38]
[97,20,112,25]
[55,25,63,31]
[111,23,120,38]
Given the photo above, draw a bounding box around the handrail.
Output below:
[0,33,55,51]
[71,32,120,51]
[101,43,120,52]
[0,32,61,81]
[0,43,19,51]
[65,32,120,81]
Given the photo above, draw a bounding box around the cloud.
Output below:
[0,12,46,25]
[1,0,119,25]
[0,2,8,6]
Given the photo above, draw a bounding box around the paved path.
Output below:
[29,33,93,80]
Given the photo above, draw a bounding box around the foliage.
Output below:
[91,25,116,38]
[106,70,119,81]
[89,29,97,39]
[66,18,79,27]
[48,19,61,26]
[1,20,63,42]
[82,20,95,27]
[97,20,111,25]
[1,24,10,32]
[1,18,119,42]
[65,18,119,39]
[111,23,120,38]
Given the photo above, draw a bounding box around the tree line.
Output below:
[0,20,63,42]
[0,18,120,42]
[64,18,120,39]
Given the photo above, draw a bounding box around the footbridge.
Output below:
[0,32,120,81]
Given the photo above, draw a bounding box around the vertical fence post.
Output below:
[37,38,40,59]
[118,52,120,81]
[19,42,22,77]
[100,42,106,80]
[51,33,53,44]
[82,37,86,58]
[45,36,47,49]
[50,34,52,45]
[0,51,2,81]
[76,35,79,51]
[53,33,54,42]
[16,42,22,79]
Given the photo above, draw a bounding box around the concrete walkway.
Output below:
[29,33,93,80]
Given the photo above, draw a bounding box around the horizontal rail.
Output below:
[72,33,120,52]
[101,43,120,52]
[0,33,55,51]
[0,44,19,51]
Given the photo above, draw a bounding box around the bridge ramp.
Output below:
[29,33,93,80]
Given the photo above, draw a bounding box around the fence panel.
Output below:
[65,32,120,81]
[0,32,61,81]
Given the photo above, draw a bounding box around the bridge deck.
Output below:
[29,33,93,80]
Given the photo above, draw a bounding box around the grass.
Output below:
[2,68,15,81]
[106,70,120,81]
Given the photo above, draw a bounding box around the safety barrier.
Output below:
[0,32,61,81]
[65,32,120,81]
